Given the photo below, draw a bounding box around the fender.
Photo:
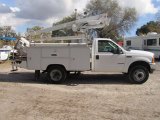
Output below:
[123,56,152,73]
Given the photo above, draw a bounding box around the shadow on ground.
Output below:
[0,72,130,85]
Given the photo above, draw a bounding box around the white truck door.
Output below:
[94,40,126,72]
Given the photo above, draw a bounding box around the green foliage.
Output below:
[31,26,43,31]
[136,21,160,36]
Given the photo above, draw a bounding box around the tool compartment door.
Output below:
[70,45,90,71]
[27,47,41,70]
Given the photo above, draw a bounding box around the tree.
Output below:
[27,26,46,41]
[85,0,137,40]
[0,26,17,47]
[156,10,160,26]
[0,26,17,37]
[31,26,43,31]
[156,10,160,21]
[136,21,160,36]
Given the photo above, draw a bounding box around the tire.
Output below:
[35,70,40,81]
[129,65,149,84]
[47,66,66,84]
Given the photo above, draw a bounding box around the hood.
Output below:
[126,50,154,57]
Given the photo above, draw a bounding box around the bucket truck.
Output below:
[11,13,156,84]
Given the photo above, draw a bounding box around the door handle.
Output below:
[96,55,99,60]
[51,54,57,56]
[126,56,132,58]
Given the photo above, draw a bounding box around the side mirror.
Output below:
[117,48,123,54]
[114,48,122,54]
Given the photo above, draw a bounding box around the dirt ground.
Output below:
[0,62,160,120]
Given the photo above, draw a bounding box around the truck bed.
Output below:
[22,43,90,71]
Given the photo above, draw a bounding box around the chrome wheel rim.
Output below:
[50,70,62,81]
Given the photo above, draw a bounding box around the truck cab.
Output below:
[91,38,156,84]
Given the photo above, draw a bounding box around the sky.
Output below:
[0,0,160,37]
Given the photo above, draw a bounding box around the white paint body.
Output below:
[17,38,156,73]
[18,43,90,71]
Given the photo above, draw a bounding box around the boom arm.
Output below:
[29,13,110,36]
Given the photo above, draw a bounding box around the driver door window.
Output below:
[98,40,118,53]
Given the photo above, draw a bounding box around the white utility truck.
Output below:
[124,33,160,59]
[11,14,156,84]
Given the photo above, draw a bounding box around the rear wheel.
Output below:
[47,66,66,84]
[129,66,149,84]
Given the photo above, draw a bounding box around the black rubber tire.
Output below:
[35,70,40,81]
[129,65,149,84]
[47,66,66,84]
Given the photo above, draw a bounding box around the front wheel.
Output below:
[129,66,149,84]
[47,66,66,84]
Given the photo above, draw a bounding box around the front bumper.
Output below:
[149,63,156,73]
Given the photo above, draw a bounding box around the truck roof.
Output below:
[94,38,112,41]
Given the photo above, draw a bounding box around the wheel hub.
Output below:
[50,70,62,81]
[134,69,146,82]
